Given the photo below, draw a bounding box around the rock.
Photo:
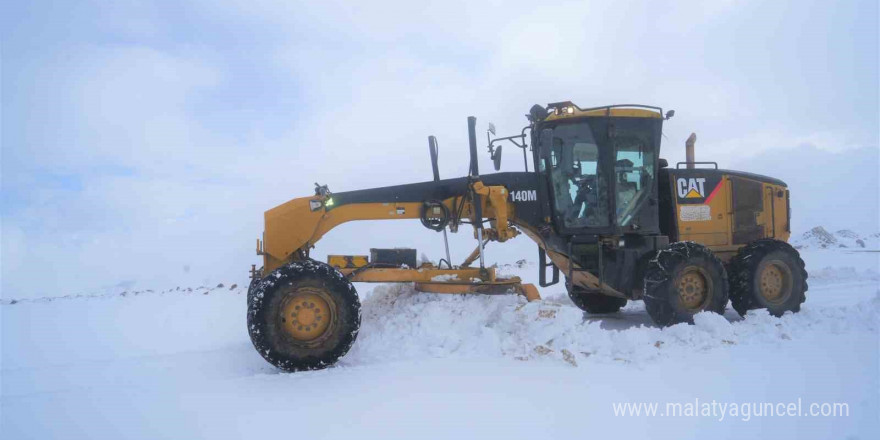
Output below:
[537,309,557,319]
[533,345,553,355]
[561,349,577,367]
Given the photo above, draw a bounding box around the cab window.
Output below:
[613,127,655,226]
[549,123,609,227]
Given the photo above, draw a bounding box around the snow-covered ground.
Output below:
[2,249,878,439]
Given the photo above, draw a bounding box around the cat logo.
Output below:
[677,177,706,199]
[510,190,537,202]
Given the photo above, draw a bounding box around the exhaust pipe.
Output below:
[685,132,697,169]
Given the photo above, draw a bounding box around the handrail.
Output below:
[675,161,718,169]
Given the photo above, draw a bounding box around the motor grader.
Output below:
[247,102,808,371]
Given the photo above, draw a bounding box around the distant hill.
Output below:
[791,226,880,250]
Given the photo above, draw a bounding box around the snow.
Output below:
[2,250,879,439]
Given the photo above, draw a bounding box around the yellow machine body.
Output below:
[327,255,369,269]
[671,173,790,262]
[256,182,544,301]
[257,183,517,274]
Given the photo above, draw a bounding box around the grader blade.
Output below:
[338,264,541,302]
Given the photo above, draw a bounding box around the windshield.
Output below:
[546,118,657,229]
[612,123,656,226]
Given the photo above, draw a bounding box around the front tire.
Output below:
[643,242,729,326]
[247,260,361,372]
[728,239,807,317]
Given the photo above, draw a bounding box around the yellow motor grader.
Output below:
[247,102,807,371]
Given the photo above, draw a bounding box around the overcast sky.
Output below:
[2,0,878,298]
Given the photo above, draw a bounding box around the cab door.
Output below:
[541,121,613,236]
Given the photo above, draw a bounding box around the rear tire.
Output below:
[247,260,361,372]
[568,284,627,314]
[728,239,807,317]
[246,269,262,304]
[643,242,729,326]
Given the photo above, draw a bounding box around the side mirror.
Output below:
[665,110,675,120]
[492,145,503,171]
[486,122,498,170]
[658,158,668,168]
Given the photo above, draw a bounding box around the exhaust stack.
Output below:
[685,133,697,169]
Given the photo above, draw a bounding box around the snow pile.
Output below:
[348,282,879,368]
[792,226,879,249]
[870,232,880,249]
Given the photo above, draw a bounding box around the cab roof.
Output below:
[543,101,664,122]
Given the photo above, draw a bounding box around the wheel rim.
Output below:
[279,288,335,343]
[759,260,792,305]
[677,266,711,311]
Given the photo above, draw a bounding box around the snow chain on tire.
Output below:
[247,260,361,371]
[727,239,807,317]
[643,241,729,326]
